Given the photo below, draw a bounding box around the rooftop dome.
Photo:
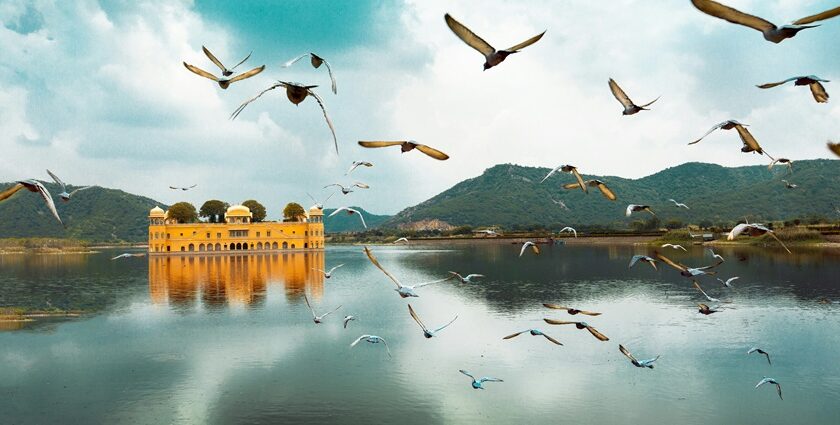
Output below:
[225,204,253,217]
[149,206,165,217]
[308,206,324,215]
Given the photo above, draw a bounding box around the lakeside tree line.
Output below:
[166,200,307,224]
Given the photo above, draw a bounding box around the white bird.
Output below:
[46,170,92,202]
[459,370,503,390]
[503,328,563,345]
[619,344,660,369]
[350,335,391,358]
[449,271,484,284]
[475,229,500,236]
[183,46,264,89]
[755,377,783,400]
[230,81,338,154]
[626,204,656,217]
[444,13,545,71]
[559,227,577,238]
[313,264,344,279]
[706,248,725,262]
[281,52,337,94]
[303,294,341,324]
[609,78,659,115]
[343,315,356,329]
[758,75,830,103]
[728,223,791,254]
[717,277,740,288]
[690,0,840,44]
[394,237,409,244]
[748,347,772,365]
[688,230,702,238]
[519,241,540,257]
[668,199,690,209]
[408,304,458,338]
[689,119,747,145]
[551,198,569,210]
[661,244,687,251]
[169,184,197,191]
[324,182,369,195]
[328,207,367,228]
[781,179,798,189]
[628,255,658,270]
[363,247,454,298]
[346,161,373,175]
[0,180,62,226]
[693,281,721,303]
[306,192,334,210]
[110,253,146,260]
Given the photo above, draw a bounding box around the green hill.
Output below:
[324,207,391,233]
[384,160,840,230]
[0,182,165,243]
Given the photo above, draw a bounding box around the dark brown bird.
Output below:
[542,304,601,316]
[758,75,830,103]
[697,303,719,315]
[608,78,660,115]
[183,46,264,89]
[543,319,609,341]
[690,0,840,43]
[444,13,545,71]
[357,141,449,160]
[829,142,840,157]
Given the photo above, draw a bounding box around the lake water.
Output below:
[1,244,839,424]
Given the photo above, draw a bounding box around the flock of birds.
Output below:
[4,0,840,398]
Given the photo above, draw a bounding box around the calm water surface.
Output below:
[1,244,839,424]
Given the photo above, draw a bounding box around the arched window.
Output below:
[272,242,278,249]
[304,243,308,249]
[257,242,263,250]
[291,243,296,249]
[282,241,288,249]
[199,244,205,252]
[188,244,195,252]
[236,243,242,250]
[180,246,185,252]
[215,243,221,251]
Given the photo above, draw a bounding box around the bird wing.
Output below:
[0,183,25,202]
[328,207,347,217]
[766,231,792,254]
[689,121,727,145]
[230,51,252,71]
[227,65,266,84]
[324,183,343,190]
[321,304,342,319]
[350,335,369,347]
[346,163,360,175]
[809,82,829,103]
[281,53,309,68]
[408,304,429,332]
[577,310,601,316]
[303,294,317,319]
[655,251,688,272]
[413,274,456,289]
[595,182,617,201]
[415,144,450,160]
[31,181,62,225]
[542,303,569,310]
[571,168,588,193]
[306,88,339,154]
[628,255,642,268]
[763,352,772,365]
[464,274,484,280]
[638,96,660,108]
[619,344,639,363]
[230,82,284,120]
[734,125,763,153]
[68,186,93,197]
[320,58,338,94]
[358,141,406,148]
[46,169,65,190]
[540,165,561,183]
[444,13,495,57]
[354,210,367,228]
[756,77,799,89]
[531,244,540,255]
[793,6,840,25]
[327,264,345,274]
[506,31,546,52]
[353,182,370,189]
[478,377,503,383]
[693,280,712,299]
[183,63,219,82]
[110,254,127,260]
[625,205,634,217]
[202,46,228,73]
[459,369,475,380]
[432,315,458,333]
[363,247,403,288]
[585,325,609,341]
[541,333,563,345]
[563,182,583,190]
[775,383,783,400]
[690,0,776,32]
[543,319,575,325]
[608,78,634,109]
[519,244,528,257]
[828,143,840,157]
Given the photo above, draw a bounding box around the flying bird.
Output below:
[559,227,577,237]
[697,303,719,315]
[748,347,772,365]
[408,304,458,338]
[503,329,563,345]
[758,75,830,103]
[608,78,659,115]
[689,121,772,159]
[542,165,587,193]
[543,304,601,316]
[717,276,740,288]
[449,272,484,284]
[755,377,783,400]
[829,142,840,157]
[668,199,689,209]
[583,180,616,200]
[690,0,840,43]
[0,180,62,225]
[728,223,791,254]
[459,370,503,390]
[706,248,724,262]
[628,255,658,270]
[655,251,722,278]
[519,241,540,257]
[303,294,341,324]
[444,13,545,71]
[781,179,797,189]
[306,191,334,210]
[343,315,356,329]
[394,237,409,244]
[169,184,197,191]
[46,170,91,201]
[626,204,655,217]
[768,158,793,172]
[231,81,338,153]
[183,46,264,89]
[313,264,345,279]
[346,161,373,175]
[551,199,570,210]
[689,119,747,145]
[350,335,391,358]
[693,281,721,303]
[357,140,449,160]
[110,253,146,260]
[619,344,660,369]
[661,243,687,251]
[328,207,367,228]
[543,319,609,341]
[324,182,369,195]
[281,52,337,94]
[363,247,454,298]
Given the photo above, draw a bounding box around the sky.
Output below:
[1,0,839,217]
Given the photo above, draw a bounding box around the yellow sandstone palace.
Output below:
[148,203,324,254]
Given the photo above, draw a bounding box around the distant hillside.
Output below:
[385,160,840,230]
[0,182,164,243]
[324,207,391,233]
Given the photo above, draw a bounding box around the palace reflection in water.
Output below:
[148,252,325,309]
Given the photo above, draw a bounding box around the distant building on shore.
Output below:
[148,204,324,254]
